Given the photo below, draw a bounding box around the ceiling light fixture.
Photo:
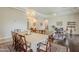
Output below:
[26,8,36,17]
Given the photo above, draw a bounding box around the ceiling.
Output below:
[14,7,79,16]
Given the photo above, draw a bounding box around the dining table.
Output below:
[17,31,48,52]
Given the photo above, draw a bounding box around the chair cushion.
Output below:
[39,45,46,50]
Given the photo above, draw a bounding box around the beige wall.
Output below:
[0,8,27,40]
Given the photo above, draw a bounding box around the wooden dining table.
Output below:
[17,32,48,52]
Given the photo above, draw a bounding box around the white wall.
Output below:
[0,8,27,40]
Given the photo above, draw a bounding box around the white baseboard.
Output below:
[0,36,10,40]
[0,36,12,44]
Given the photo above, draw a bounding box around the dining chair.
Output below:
[11,29,22,47]
[37,36,69,52]
[14,33,32,52]
[37,35,54,52]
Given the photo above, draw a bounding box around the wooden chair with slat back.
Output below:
[11,29,32,52]
[15,34,32,52]
[11,31,25,51]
